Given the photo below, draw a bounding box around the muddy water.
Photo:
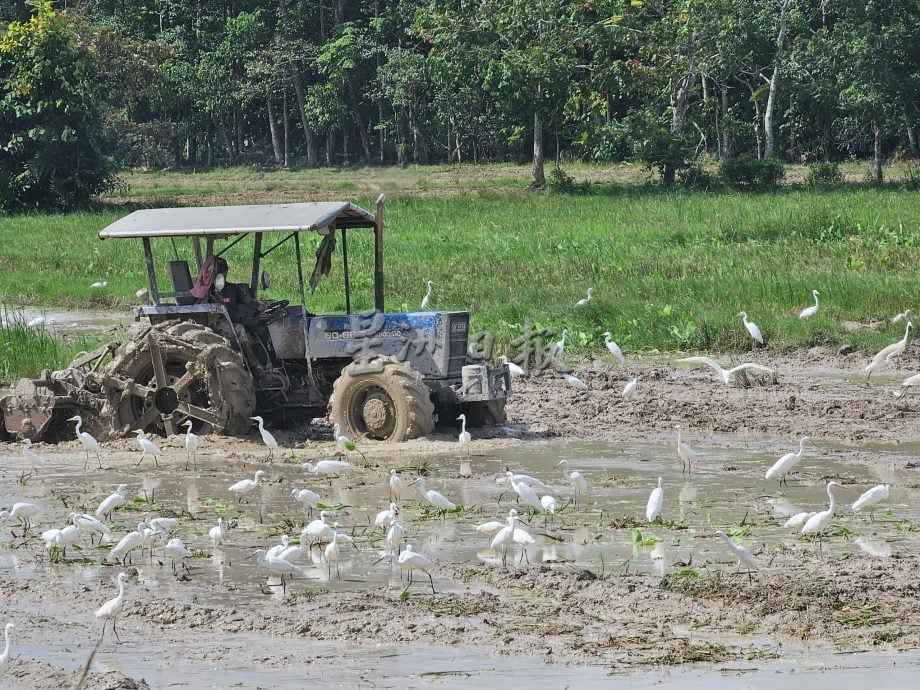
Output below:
[2,435,920,687]
[0,306,133,333]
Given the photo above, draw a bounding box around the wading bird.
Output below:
[302,510,335,546]
[799,290,820,319]
[852,484,889,521]
[333,423,366,463]
[90,281,108,289]
[388,469,403,501]
[68,415,101,469]
[802,482,840,557]
[575,288,594,308]
[675,356,774,386]
[251,416,278,462]
[892,309,911,324]
[500,355,525,377]
[209,518,225,547]
[164,537,192,574]
[765,437,809,486]
[325,529,342,580]
[412,478,457,515]
[302,459,352,479]
[291,488,320,514]
[563,372,589,390]
[675,425,698,474]
[374,502,399,530]
[457,414,471,456]
[398,544,436,594]
[96,484,128,521]
[622,378,638,397]
[95,572,128,643]
[737,311,764,347]
[0,502,39,530]
[498,471,553,494]
[505,471,544,513]
[22,439,41,471]
[491,509,518,567]
[228,470,266,503]
[646,477,664,523]
[866,321,912,378]
[784,511,816,529]
[0,622,13,675]
[250,549,305,593]
[135,430,163,467]
[386,520,405,555]
[602,331,625,365]
[903,372,920,388]
[555,460,587,505]
[714,530,759,572]
[420,280,434,309]
[550,329,568,361]
[109,524,147,565]
[183,420,199,470]
[71,512,111,545]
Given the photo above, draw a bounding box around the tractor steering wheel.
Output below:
[254,299,290,325]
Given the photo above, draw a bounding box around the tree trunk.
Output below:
[346,75,373,165]
[664,71,695,186]
[874,121,884,185]
[532,111,545,188]
[326,129,333,165]
[721,83,732,160]
[906,116,919,159]
[764,0,791,158]
[216,116,235,165]
[266,92,283,165]
[279,0,318,167]
[282,88,291,168]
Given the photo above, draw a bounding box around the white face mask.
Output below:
[215,273,226,291]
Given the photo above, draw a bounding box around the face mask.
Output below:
[215,273,226,291]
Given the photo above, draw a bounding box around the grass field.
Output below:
[2,162,920,381]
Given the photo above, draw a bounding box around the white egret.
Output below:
[554,460,587,505]
[675,425,699,474]
[183,420,199,470]
[68,415,101,469]
[420,279,434,309]
[55,523,81,555]
[302,510,335,545]
[324,529,342,579]
[95,572,128,643]
[0,622,12,675]
[476,519,506,537]
[737,311,764,347]
[27,316,44,328]
[209,517,226,547]
[798,290,820,319]
[164,537,192,574]
[398,544,436,594]
[135,430,163,467]
[498,471,553,493]
[602,331,625,365]
[385,520,405,554]
[251,416,279,461]
[574,287,594,308]
[852,484,889,521]
[866,321,912,378]
[266,535,292,560]
[646,477,664,523]
[90,281,108,289]
[491,509,518,566]
[457,414,472,457]
[903,372,920,387]
[504,471,543,512]
[71,512,111,545]
[892,309,911,324]
[764,437,809,486]
[375,502,400,529]
[511,517,536,562]
[250,549,305,593]
[22,439,41,470]
[388,468,403,501]
[96,484,128,520]
[675,356,774,386]
[540,495,557,515]
[0,502,39,529]
[291,488,321,514]
[784,511,816,529]
[622,378,637,397]
[802,482,841,556]
[109,524,147,565]
[563,372,589,390]
[228,470,266,503]
[500,355,525,377]
[714,530,759,571]
[412,477,457,514]
[147,516,179,538]
[302,459,352,477]
[550,328,568,361]
[276,535,305,563]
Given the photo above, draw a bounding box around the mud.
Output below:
[2,351,920,687]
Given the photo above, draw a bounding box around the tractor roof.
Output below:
[98,201,376,239]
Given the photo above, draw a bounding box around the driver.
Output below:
[212,257,262,326]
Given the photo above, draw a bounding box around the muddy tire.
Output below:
[464,398,507,428]
[102,322,255,437]
[329,356,434,442]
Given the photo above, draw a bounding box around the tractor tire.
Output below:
[101,322,255,437]
[329,356,434,442]
[464,398,507,428]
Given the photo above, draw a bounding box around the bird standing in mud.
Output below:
[388,468,403,501]
[412,478,457,515]
[674,356,774,386]
[765,437,808,486]
[398,544,436,594]
[420,279,434,309]
[457,414,472,457]
[575,288,594,308]
[865,321,912,379]
[714,531,759,572]
[251,416,278,462]
[646,477,663,523]
[555,460,587,506]
[95,572,128,643]
[183,420,199,470]
[799,290,820,319]
[1,622,14,675]
[602,331,625,365]
[135,430,163,467]
[852,484,889,521]
[68,415,102,469]
[229,470,266,503]
[22,439,42,472]
[675,425,698,474]
[96,484,128,521]
[737,311,764,347]
[801,482,840,557]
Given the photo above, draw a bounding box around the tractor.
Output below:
[1,197,511,442]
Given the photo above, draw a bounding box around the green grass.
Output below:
[1,164,920,376]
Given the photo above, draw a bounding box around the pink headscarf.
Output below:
[191,254,219,299]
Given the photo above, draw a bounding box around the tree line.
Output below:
[1,0,918,208]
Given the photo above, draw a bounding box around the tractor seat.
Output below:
[169,260,196,305]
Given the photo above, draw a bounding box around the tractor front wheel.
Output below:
[329,357,434,442]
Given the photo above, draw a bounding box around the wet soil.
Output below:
[2,351,920,688]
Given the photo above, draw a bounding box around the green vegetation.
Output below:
[0,309,104,382]
[1,164,920,379]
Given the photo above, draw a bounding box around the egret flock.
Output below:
[0,285,913,676]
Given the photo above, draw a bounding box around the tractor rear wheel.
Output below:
[329,357,434,442]
[464,398,507,427]
[102,322,255,437]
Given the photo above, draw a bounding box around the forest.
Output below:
[1,0,919,208]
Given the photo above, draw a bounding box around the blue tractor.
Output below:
[1,198,510,442]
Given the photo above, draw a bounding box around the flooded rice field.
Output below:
[2,420,920,688]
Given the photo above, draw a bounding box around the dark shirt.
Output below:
[218,283,260,324]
